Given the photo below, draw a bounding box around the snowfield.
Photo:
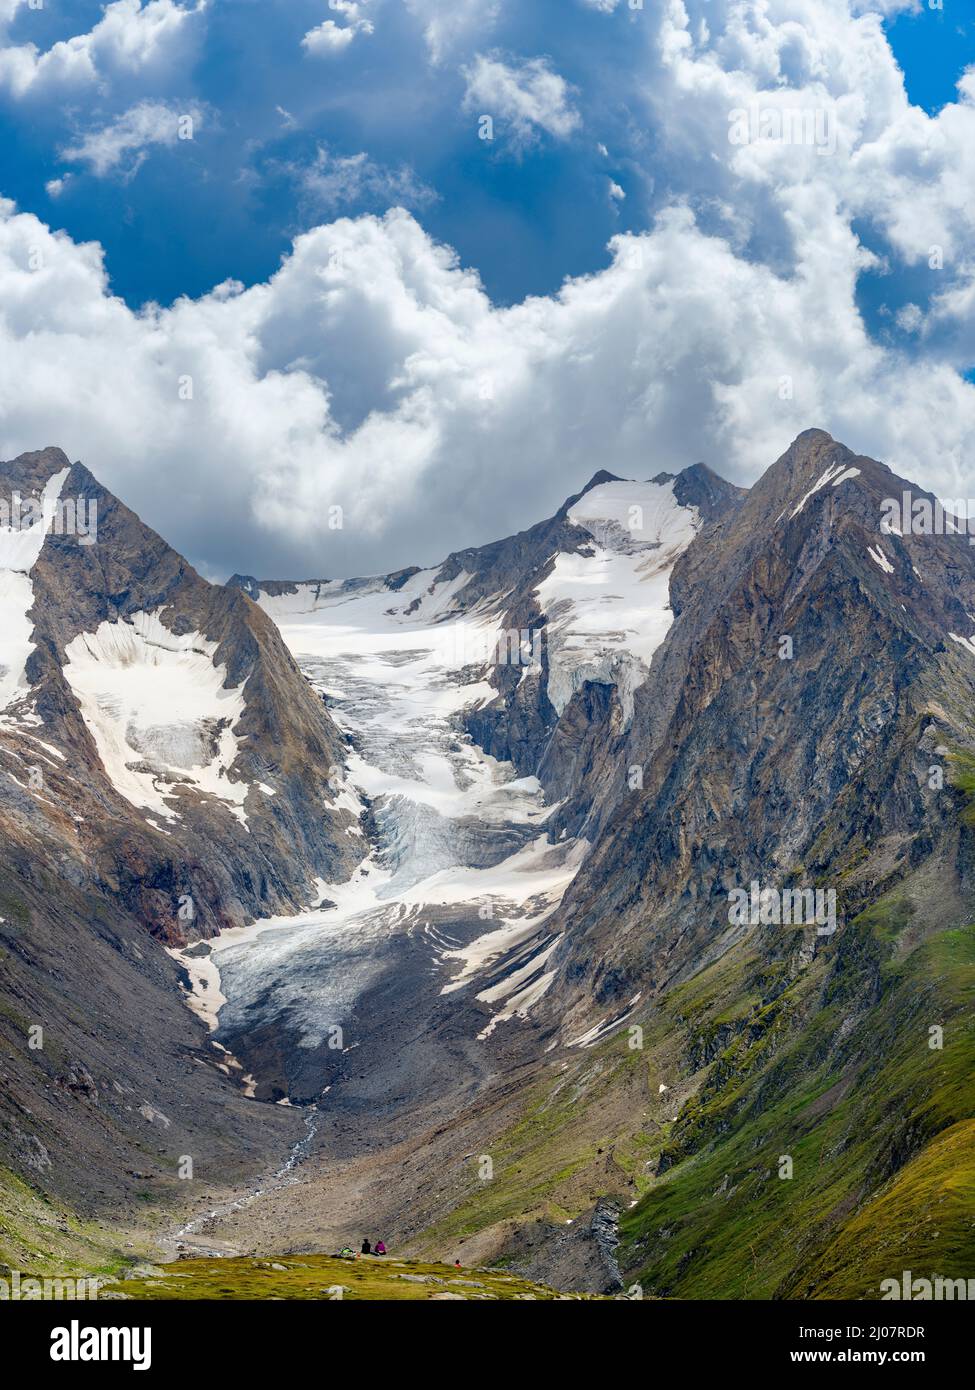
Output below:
[63,609,249,824]
[0,466,70,721]
[537,479,699,723]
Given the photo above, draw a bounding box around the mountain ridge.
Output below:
[2,431,974,1300]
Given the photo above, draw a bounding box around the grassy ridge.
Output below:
[415,904,975,1299]
[784,1118,975,1299]
[621,915,975,1297]
[118,1253,607,1300]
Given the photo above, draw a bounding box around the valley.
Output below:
[2,432,974,1300]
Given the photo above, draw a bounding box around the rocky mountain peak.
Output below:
[0,445,74,493]
[0,447,362,945]
[669,460,747,520]
[556,468,625,518]
[743,428,907,535]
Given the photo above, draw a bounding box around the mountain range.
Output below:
[1,430,973,1299]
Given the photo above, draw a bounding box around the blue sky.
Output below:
[1,1,975,579]
[886,2,975,116]
[4,0,647,308]
[2,0,963,314]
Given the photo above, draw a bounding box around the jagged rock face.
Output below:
[0,448,361,943]
[463,465,743,791]
[542,430,975,1023]
[495,1198,623,1295]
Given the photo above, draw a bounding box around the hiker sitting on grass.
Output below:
[361,1239,372,1255]
[374,1240,387,1255]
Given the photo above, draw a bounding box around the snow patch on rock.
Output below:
[949,632,975,658]
[63,609,248,824]
[0,466,70,717]
[536,479,699,724]
[868,544,894,575]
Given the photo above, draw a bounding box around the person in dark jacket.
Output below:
[361,1239,372,1255]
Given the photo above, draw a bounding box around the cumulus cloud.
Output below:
[0,195,973,585]
[462,53,581,146]
[0,0,207,98]
[61,100,204,178]
[895,302,923,334]
[302,2,373,56]
[1,0,974,585]
[631,1,975,360]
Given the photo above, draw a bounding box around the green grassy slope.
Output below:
[415,904,975,1299]
[620,913,975,1297]
[0,1166,136,1279]
[784,1118,975,1299]
[117,1253,609,1300]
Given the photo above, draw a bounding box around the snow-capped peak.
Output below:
[536,477,700,724]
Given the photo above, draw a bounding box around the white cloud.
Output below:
[61,101,204,178]
[0,194,973,583]
[288,145,436,212]
[462,53,581,146]
[1,0,974,583]
[633,1,975,352]
[405,0,501,65]
[302,21,358,53]
[0,0,207,98]
[302,2,373,56]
